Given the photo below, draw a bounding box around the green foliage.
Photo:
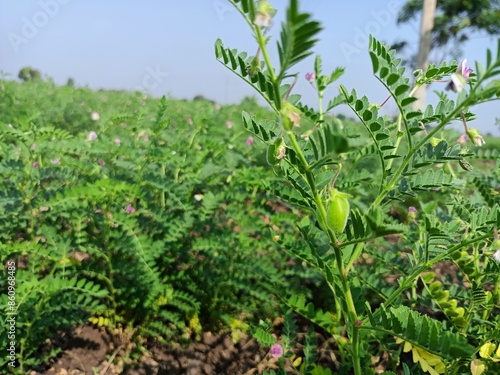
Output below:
[220,1,500,374]
[0,76,308,372]
[276,0,322,81]
[366,304,475,359]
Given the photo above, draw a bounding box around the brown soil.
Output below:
[33,324,339,375]
[28,253,467,375]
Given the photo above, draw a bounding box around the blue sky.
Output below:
[1,0,498,134]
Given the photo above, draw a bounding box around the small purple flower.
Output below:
[447,59,473,93]
[114,138,121,146]
[32,161,39,169]
[225,120,233,129]
[270,343,283,359]
[305,72,315,83]
[125,204,135,214]
[456,134,469,144]
[98,159,105,166]
[246,136,254,146]
[408,206,418,223]
[88,131,98,141]
[461,59,473,79]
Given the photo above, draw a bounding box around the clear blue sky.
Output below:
[1,0,498,134]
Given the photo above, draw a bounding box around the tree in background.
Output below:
[395,0,500,109]
[413,0,437,110]
[18,66,41,82]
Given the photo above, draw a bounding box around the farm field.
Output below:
[2,1,500,374]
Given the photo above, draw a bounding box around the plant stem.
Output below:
[255,26,282,110]
[286,129,362,375]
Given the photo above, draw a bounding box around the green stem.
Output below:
[318,90,324,123]
[255,27,282,110]
[333,243,362,375]
[286,129,362,375]
[386,84,420,171]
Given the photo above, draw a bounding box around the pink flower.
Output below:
[246,136,254,146]
[114,138,121,146]
[408,206,418,223]
[125,204,135,214]
[143,134,149,142]
[88,131,98,141]
[270,343,283,359]
[215,104,221,110]
[456,134,469,144]
[91,112,100,121]
[305,72,315,83]
[98,159,105,166]
[447,59,473,93]
[461,59,473,79]
[32,161,39,169]
[186,117,193,125]
[225,120,233,129]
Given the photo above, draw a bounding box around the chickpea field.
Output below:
[1,0,500,374]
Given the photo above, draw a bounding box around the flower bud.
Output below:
[466,128,485,147]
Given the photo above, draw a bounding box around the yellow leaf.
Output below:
[412,348,421,363]
[292,356,302,367]
[404,341,412,353]
[471,359,486,375]
[479,342,496,359]
[495,343,500,359]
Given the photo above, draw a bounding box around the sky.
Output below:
[1,0,499,135]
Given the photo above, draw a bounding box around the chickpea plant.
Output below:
[216,0,500,374]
